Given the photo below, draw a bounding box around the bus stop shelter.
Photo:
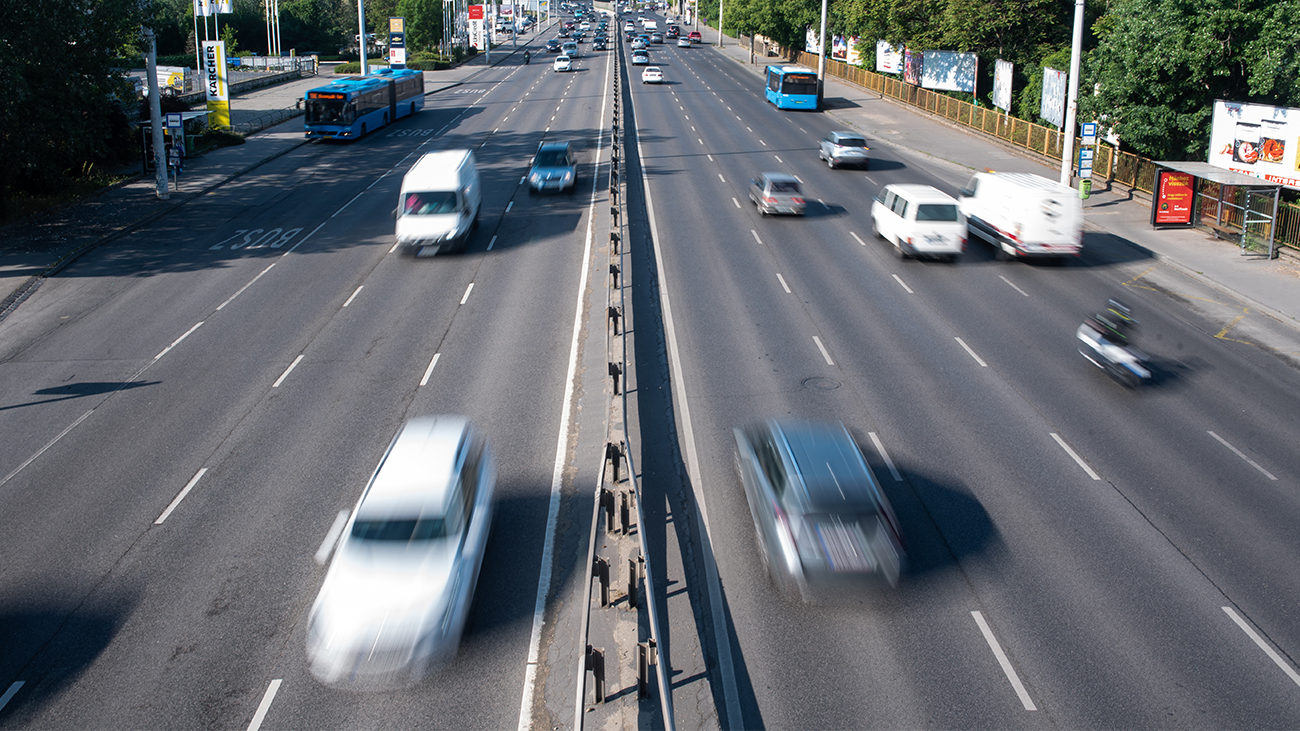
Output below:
[1151,161,1283,258]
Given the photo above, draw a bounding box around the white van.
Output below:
[958,171,1082,260]
[642,20,657,30]
[870,184,966,261]
[395,150,481,256]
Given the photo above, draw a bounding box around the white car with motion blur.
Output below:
[641,66,664,84]
[306,416,495,688]
[553,55,573,72]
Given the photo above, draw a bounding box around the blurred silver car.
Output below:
[307,416,495,687]
[818,130,870,169]
[748,172,806,216]
[733,420,905,600]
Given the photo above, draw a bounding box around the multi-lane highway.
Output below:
[623,11,1300,729]
[0,29,616,729]
[2,5,1300,730]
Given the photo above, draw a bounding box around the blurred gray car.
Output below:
[748,172,806,216]
[818,130,870,169]
[527,141,577,193]
[733,420,905,600]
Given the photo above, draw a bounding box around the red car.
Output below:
[687,31,702,42]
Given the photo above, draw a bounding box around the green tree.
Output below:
[396,0,443,50]
[0,0,148,216]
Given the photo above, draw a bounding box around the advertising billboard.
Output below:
[1040,67,1067,128]
[388,17,406,68]
[993,59,1013,111]
[202,40,229,129]
[903,48,921,86]
[1152,170,1196,226]
[805,27,820,54]
[920,50,976,93]
[876,41,902,74]
[1208,100,1300,190]
[468,5,486,49]
[831,35,861,65]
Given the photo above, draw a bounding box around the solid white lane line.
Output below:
[732,197,741,208]
[891,274,914,294]
[971,611,1037,711]
[419,353,441,386]
[1223,606,1300,688]
[999,275,1030,297]
[506,201,514,212]
[271,355,304,388]
[519,47,612,731]
[1208,431,1278,480]
[954,337,987,367]
[154,321,204,361]
[751,230,762,245]
[1050,432,1100,480]
[154,468,208,525]
[389,241,401,253]
[219,261,281,309]
[246,679,282,731]
[0,409,94,489]
[342,285,363,308]
[813,336,835,365]
[868,432,903,481]
[851,231,867,246]
[776,273,791,293]
[488,235,498,251]
[460,282,474,304]
[315,510,351,564]
[0,682,22,713]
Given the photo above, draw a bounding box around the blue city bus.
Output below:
[304,68,425,140]
[764,65,818,110]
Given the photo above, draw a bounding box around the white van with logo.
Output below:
[395,150,481,256]
[870,184,966,261]
[959,171,1082,260]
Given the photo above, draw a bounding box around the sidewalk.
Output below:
[0,29,551,320]
[694,24,1300,331]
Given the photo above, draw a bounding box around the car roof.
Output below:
[773,421,880,510]
[828,130,866,142]
[760,172,799,184]
[884,183,958,203]
[358,415,469,518]
[404,150,472,190]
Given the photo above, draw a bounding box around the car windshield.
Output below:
[916,203,959,221]
[351,515,448,541]
[534,149,570,167]
[403,191,458,215]
[835,137,867,147]
[769,181,800,193]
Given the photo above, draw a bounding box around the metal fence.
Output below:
[792,51,1300,255]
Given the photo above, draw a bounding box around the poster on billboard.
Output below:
[920,50,976,92]
[388,17,406,68]
[1040,67,1067,128]
[876,41,902,74]
[1151,170,1197,226]
[903,48,922,85]
[1208,100,1300,190]
[993,59,1013,111]
[202,40,229,129]
[831,35,861,65]
[468,4,485,49]
[805,27,821,54]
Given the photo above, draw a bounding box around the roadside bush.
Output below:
[333,61,390,73]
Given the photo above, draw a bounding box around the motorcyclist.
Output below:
[524,50,531,64]
[1084,299,1136,346]
[1079,298,1149,385]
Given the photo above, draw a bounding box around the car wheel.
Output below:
[871,218,884,239]
[827,157,835,169]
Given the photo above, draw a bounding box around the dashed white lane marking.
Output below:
[1208,431,1278,479]
[867,432,903,481]
[851,231,867,246]
[999,275,1030,297]
[954,336,986,367]
[971,611,1037,711]
[460,282,475,305]
[154,321,204,360]
[389,241,401,253]
[271,355,304,388]
[420,352,441,386]
[746,126,753,132]
[750,230,762,245]
[891,274,914,294]
[760,139,767,146]
[0,682,23,713]
[315,509,351,564]
[812,336,835,366]
[774,155,783,162]
[246,679,283,731]
[707,154,714,161]
[732,197,741,208]
[717,173,725,182]
[154,468,208,525]
[342,285,363,308]
[1223,606,1300,688]
[506,201,514,212]
[698,138,703,144]
[776,273,791,293]
[1050,432,1100,480]
[488,235,498,251]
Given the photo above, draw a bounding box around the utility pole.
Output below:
[1059,0,1084,188]
[815,0,827,105]
[357,0,369,75]
[716,0,722,47]
[143,27,169,200]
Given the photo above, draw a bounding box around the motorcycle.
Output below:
[1077,301,1150,387]
[524,51,531,64]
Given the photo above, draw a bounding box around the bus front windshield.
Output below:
[307,97,351,124]
[780,73,818,96]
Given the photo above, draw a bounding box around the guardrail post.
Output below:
[607,304,621,335]
[601,486,616,534]
[609,361,622,394]
[610,232,620,255]
[587,645,607,703]
[619,490,631,535]
[637,639,657,699]
[605,440,624,483]
[609,263,620,289]
[627,554,642,608]
[593,556,610,607]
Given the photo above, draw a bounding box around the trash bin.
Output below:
[1079,178,1092,199]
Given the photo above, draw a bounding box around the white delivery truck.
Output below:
[958,171,1082,260]
[395,150,481,256]
[642,19,657,30]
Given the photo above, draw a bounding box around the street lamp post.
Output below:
[357,0,369,75]
[815,0,827,105]
[1059,0,1085,188]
